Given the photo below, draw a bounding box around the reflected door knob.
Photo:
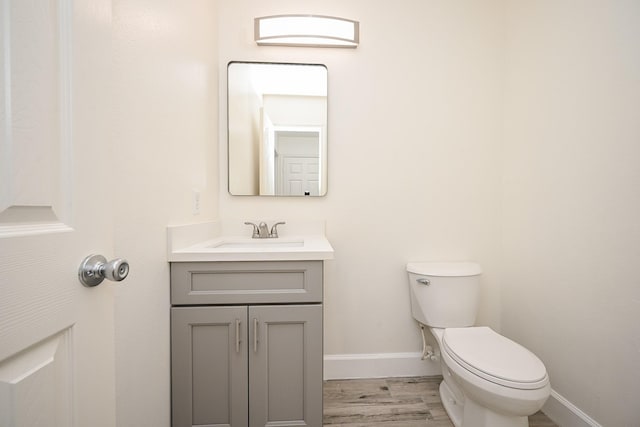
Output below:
[78,254,130,287]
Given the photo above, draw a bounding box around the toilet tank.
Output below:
[407,262,481,328]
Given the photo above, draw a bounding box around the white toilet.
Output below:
[407,262,550,427]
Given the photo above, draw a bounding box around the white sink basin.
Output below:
[209,239,304,249]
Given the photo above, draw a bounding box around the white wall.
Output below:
[217,0,504,358]
[112,1,219,425]
[502,1,640,426]
[105,1,640,425]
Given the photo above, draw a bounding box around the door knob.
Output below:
[78,254,129,287]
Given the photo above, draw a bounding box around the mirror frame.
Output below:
[227,61,328,197]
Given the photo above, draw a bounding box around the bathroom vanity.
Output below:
[167,221,333,427]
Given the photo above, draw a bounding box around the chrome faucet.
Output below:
[244,221,286,238]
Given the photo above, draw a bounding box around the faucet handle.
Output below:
[244,221,260,238]
[269,221,286,238]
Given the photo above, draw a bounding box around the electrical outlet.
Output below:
[192,190,201,215]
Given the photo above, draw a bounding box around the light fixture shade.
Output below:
[255,15,359,48]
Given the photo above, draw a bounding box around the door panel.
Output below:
[0,330,72,426]
[282,157,320,196]
[0,0,115,425]
[0,0,73,227]
[171,306,249,427]
[249,305,323,427]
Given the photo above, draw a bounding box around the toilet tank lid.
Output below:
[406,262,481,276]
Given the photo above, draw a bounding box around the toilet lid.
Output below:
[443,327,548,390]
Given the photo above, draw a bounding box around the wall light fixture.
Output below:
[254,15,359,48]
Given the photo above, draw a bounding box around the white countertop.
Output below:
[167,220,334,262]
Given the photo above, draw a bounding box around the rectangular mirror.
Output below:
[227,62,328,196]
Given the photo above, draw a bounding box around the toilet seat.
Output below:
[443,327,548,390]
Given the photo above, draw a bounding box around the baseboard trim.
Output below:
[323,352,440,380]
[543,389,602,427]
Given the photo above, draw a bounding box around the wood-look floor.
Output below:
[323,376,557,427]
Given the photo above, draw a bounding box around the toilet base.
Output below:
[440,381,463,427]
[439,377,531,427]
[461,397,529,427]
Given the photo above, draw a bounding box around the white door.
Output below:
[282,157,320,196]
[274,130,320,196]
[0,1,117,426]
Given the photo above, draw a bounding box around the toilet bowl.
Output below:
[407,262,550,427]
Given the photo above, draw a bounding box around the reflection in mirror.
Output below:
[228,62,328,196]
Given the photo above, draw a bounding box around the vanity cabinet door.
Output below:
[249,304,323,427]
[171,306,248,427]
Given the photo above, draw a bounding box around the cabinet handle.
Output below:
[253,318,259,353]
[235,319,241,353]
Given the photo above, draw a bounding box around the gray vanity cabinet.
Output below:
[170,261,324,427]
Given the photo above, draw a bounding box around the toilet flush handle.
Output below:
[417,278,431,286]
